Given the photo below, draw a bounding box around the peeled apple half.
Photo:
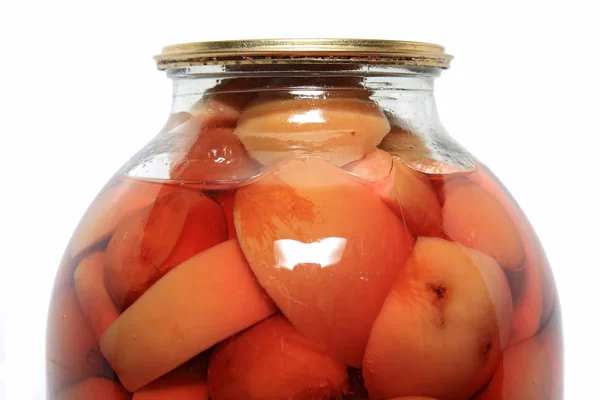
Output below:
[234,158,413,367]
[363,237,513,400]
[234,94,391,167]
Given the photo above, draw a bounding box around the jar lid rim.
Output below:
[154,38,453,70]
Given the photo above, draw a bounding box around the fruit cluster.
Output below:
[47,88,561,400]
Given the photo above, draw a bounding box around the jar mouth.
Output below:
[154,38,453,70]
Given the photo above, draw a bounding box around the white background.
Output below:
[0,1,598,399]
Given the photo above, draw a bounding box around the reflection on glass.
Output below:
[273,237,348,270]
[288,109,326,124]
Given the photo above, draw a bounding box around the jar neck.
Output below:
[120,63,474,183]
[166,64,442,121]
[154,63,474,176]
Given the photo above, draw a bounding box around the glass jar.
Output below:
[46,39,562,400]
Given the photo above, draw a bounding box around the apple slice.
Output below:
[343,150,443,237]
[378,128,432,163]
[538,308,563,400]
[99,239,277,392]
[234,94,391,167]
[363,237,513,400]
[133,366,208,400]
[56,377,130,400]
[177,76,273,131]
[169,127,259,183]
[168,91,255,134]
[465,168,552,345]
[377,127,472,175]
[343,148,395,184]
[393,159,443,237]
[104,190,227,308]
[211,191,237,239]
[208,315,348,400]
[342,148,397,208]
[475,336,551,399]
[442,180,525,270]
[69,180,178,260]
[507,232,555,346]
[46,289,105,392]
[74,251,120,339]
[388,398,439,400]
[234,158,413,367]
[508,255,545,345]
[189,94,245,128]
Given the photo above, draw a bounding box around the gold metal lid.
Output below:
[154,38,453,70]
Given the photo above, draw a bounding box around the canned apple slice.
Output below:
[378,127,476,175]
[172,81,258,131]
[99,239,277,392]
[74,251,120,339]
[234,158,413,367]
[465,168,553,345]
[133,365,208,400]
[234,93,391,167]
[343,149,443,237]
[169,127,260,183]
[55,377,130,400]
[68,180,179,260]
[168,78,265,134]
[167,95,245,136]
[539,308,563,400]
[393,159,443,237]
[388,398,439,400]
[208,315,349,400]
[475,336,551,399]
[342,148,396,204]
[508,254,545,345]
[104,190,227,308]
[378,127,432,162]
[189,93,250,128]
[442,180,525,270]
[46,289,106,393]
[210,191,236,239]
[363,237,513,400]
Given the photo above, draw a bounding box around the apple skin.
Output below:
[208,315,348,400]
[474,336,552,400]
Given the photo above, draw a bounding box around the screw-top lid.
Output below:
[154,38,453,70]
